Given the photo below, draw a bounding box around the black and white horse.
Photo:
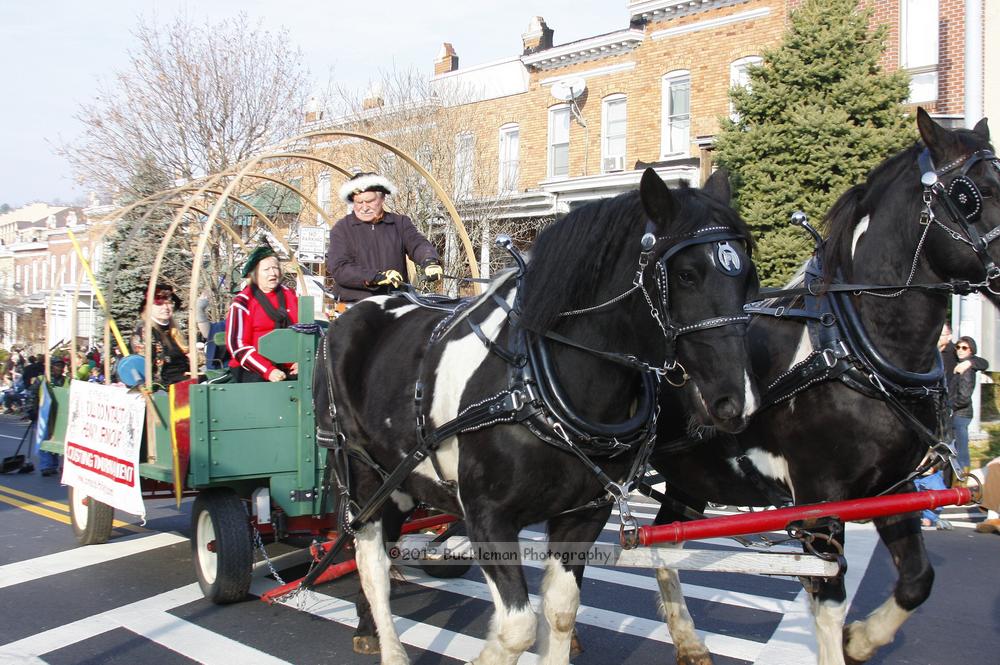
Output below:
[649,110,1000,665]
[314,169,759,665]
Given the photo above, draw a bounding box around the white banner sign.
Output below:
[62,380,146,519]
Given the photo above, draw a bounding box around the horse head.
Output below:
[916,108,1000,305]
[638,168,758,433]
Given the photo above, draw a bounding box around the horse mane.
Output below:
[821,144,922,280]
[519,185,750,333]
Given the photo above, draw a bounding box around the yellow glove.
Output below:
[372,269,404,289]
[424,263,443,282]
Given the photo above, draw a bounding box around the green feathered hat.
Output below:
[241,244,278,278]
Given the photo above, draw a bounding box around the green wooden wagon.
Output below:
[40,297,337,603]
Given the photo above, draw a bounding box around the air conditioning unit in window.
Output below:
[603,155,625,173]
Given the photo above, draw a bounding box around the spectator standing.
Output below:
[951,335,984,479]
[37,361,65,477]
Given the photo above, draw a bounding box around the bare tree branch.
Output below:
[60,12,309,200]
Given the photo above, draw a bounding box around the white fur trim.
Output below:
[338,174,397,202]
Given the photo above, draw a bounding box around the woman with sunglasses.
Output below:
[129,283,190,386]
[951,335,985,481]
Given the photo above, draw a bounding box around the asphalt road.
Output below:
[1,413,997,665]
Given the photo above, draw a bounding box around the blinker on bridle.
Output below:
[636,222,751,384]
[556,221,751,385]
[918,147,1000,284]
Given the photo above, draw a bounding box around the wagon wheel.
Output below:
[414,520,472,579]
[191,488,253,603]
[68,485,115,546]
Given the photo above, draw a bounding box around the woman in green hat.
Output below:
[225,245,299,382]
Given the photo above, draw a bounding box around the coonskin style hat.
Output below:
[241,243,278,278]
[338,172,397,203]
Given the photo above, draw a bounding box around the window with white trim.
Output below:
[661,71,691,157]
[498,124,520,194]
[454,132,475,199]
[901,0,938,103]
[548,105,570,178]
[601,95,627,173]
[729,56,762,121]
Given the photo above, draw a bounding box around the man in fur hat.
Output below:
[326,172,442,302]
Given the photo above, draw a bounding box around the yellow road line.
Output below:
[0,482,145,532]
[0,483,74,512]
[0,492,70,524]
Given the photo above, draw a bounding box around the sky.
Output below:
[0,1,630,208]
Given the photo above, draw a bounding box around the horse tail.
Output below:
[821,183,868,282]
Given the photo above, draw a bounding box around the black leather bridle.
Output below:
[918,147,1000,286]
[555,222,754,385]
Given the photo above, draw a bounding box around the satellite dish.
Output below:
[550,77,587,102]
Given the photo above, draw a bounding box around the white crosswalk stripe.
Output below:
[0,500,890,664]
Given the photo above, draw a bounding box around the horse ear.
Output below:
[702,168,732,205]
[973,117,990,140]
[917,107,958,157]
[639,168,675,229]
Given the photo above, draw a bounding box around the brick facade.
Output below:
[288,0,979,279]
[301,0,974,208]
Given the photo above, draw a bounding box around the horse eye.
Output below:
[676,270,696,286]
[980,185,995,199]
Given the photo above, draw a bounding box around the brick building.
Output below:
[0,204,106,352]
[292,0,984,278]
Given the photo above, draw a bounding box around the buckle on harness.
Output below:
[506,390,525,413]
[821,348,837,368]
[607,482,639,549]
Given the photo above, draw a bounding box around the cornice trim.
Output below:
[651,7,771,40]
[521,29,645,70]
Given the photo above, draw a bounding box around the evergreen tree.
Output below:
[96,156,193,338]
[715,0,914,285]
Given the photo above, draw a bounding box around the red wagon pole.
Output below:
[260,513,459,604]
[636,487,974,547]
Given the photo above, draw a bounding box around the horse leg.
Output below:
[652,503,713,665]
[354,518,409,665]
[798,520,850,665]
[656,560,713,665]
[843,513,932,664]
[353,500,409,656]
[537,509,609,665]
[469,524,536,665]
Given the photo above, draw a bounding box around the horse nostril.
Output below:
[713,396,741,421]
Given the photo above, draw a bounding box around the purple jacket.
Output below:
[326,211,440,301]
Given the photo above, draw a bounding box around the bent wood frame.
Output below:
[181,131,479,379]
[53,132,476,395]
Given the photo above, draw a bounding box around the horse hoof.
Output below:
[676,650,714,665]
[353,635,380,655]
[570,630,584,658]
[842,626,868,665]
